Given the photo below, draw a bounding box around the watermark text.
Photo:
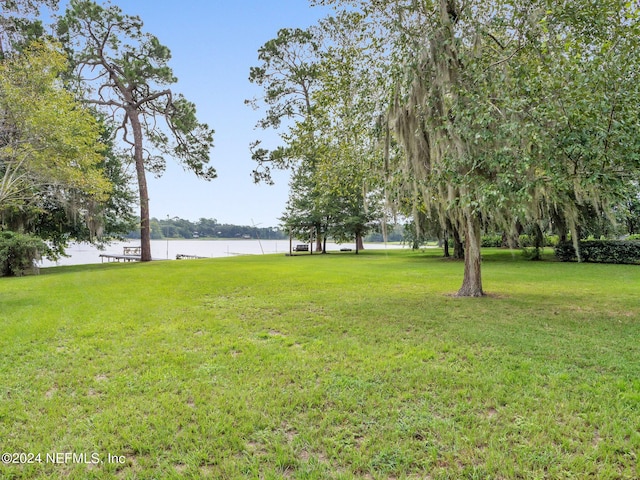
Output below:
[2,452,126,465]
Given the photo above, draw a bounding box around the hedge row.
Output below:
[555,240,640,264]
[481,235,559,248]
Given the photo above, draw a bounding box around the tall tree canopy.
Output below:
[248,27,321,184]
[310,0,640,296]
[251,16,387,250]
[57,0,215,261]
[0,40,110,218]
[0,40,130,258]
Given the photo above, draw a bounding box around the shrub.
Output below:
[482,234,559,249]
[481,235,502,248]
[555,240,640,264]
[518,234,559,248]
[0,231,47,277]
[554,242,576,262]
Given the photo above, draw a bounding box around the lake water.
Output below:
[38,239,407,267]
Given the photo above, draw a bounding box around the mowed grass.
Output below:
[0,249,638,479]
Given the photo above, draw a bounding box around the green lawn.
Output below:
[0,249,638,479]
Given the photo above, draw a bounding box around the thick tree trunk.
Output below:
[531,222,544,261]
[356,233,364,252]
[552,210,568,243]
[452,227,464,259]
[128,110,152,262]
[457,212,484,297]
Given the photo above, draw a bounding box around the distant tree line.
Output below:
[125,217,408,243]
[125,217,288,240]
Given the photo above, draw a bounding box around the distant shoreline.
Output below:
[39,239,408,268]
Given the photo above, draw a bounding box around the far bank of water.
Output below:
[38,239,408,267]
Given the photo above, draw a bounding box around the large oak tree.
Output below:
[315,0,640,296]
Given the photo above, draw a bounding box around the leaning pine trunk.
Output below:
[129,109,152,262]
[457,212,484,297]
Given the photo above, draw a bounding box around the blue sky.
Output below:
[105,1,333,227]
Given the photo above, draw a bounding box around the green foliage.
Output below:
[524,235,560,248]
[0,230,46,276]
[482,234,560,249]
[0,40,126,256]
[249,27,319,128]
[247,27,320,183]
[555,240,640,264]
[554,243,576,262]
[0,0,58,56]
[1,40,135,253]
[262,16,387,249]
[0,40,111,208]
[0,0,58,13]
[402,222,428,250]
[91,125,137,242]
[402,213,440,249]
[481,235,503,248]
[615,187,640,236]
[280,165,327,244]
[365,223,404,243]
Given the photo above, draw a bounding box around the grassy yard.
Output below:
[0,248,638,479]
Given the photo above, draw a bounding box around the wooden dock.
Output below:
[99,247,208,263]
[99,253,141,263]
[99,250,208,263]
[99,246,142,263]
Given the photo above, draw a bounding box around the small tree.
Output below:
[0,231,46,276]
[280,165,327,251]
[58,0,215,261]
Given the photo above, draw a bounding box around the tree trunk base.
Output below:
[455,288,485,297]
[457,211,483,297]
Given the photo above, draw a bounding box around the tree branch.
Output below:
[83,98,124,108]
[133,89,171,109]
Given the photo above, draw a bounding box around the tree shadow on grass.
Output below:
[38,261,153,277]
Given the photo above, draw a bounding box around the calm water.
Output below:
[38,239,406,267]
